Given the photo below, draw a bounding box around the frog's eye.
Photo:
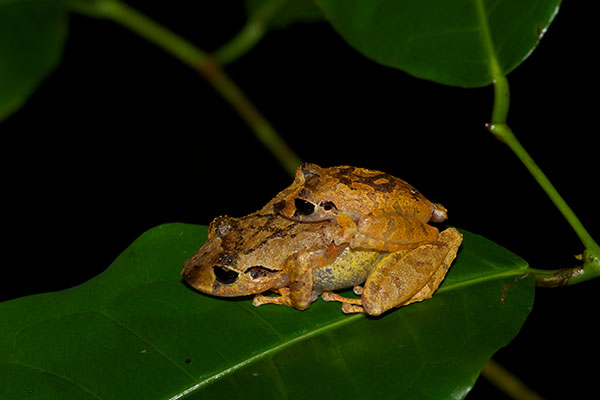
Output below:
[246,266,274,280]
[294,198,315,216]
[213,266,239,284]
[320,201,337,212]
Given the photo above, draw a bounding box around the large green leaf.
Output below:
[0,223,534,399]
[316,0,561,87]
[0,0,68,121]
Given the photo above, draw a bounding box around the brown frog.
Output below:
[181,212,462,316]
[268,163,450,252]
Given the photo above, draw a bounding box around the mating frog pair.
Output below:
[182,164,462,316]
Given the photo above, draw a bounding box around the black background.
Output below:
[2,1,598,398]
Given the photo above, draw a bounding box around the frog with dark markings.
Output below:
[182,210,462,316]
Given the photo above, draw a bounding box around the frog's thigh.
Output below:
[403,241,457,305]
[362,228,463,316]
[351,213,439,252]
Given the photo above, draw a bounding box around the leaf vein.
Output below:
[166,314,362,399]
[96,309,195,380]
[7,360,105,400]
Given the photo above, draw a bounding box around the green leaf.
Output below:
[316,0,561,87]
[0,223,534,399]
[0,0,68,121]
[245,0,324,30]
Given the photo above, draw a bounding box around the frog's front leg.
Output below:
[253,287,293,307]
[253,245,345,311]
[251,254,315,311]
[286,250,318,310]
[350,211,440,252]
[361,227,463,316]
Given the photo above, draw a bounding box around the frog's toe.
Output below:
[352,285,363,295]
[341,303,366,314]
[320,291,337,302]
[252,295,268,307]
[252,288,293,307]
[321,292,362,305]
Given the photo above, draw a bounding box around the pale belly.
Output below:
[312,247,384,291]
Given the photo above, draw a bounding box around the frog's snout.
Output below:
[182,260,250,296]
[181,262,202,285]
[430,203,448,223]
[181,260,219,293]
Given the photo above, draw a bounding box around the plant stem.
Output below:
[481,359,545,400]
[214,0,288,65]
[491,76,510,124]
[68,0,302,176]
[487,123,596,252]
[487,76,600,285]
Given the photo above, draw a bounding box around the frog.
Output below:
[181,212,462,316]
[267,163,450,253]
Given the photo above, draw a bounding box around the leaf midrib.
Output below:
[473,0,503,79]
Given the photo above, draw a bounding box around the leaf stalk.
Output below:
[488,77,599,286]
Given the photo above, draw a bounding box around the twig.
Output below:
[214,0,288,65]
[481,359,545,400]
[69,0,302,176]
[487,76,599,286]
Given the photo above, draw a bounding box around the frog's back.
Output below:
[303,164,445,222]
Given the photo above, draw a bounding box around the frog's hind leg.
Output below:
[350,212,440,252]
[402,250,455,306]
[361,228,463,316]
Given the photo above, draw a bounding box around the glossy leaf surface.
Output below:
[316,0,561,87]
[0,0,68,121]
[0,223,534,399]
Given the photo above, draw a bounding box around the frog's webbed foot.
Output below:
[252,288,293,308]
[321,291,366,314]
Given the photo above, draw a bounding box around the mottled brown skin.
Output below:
[268,163,449,252]
[322,228,462,315]
[182,212,463,316]
[182,213,349,310]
